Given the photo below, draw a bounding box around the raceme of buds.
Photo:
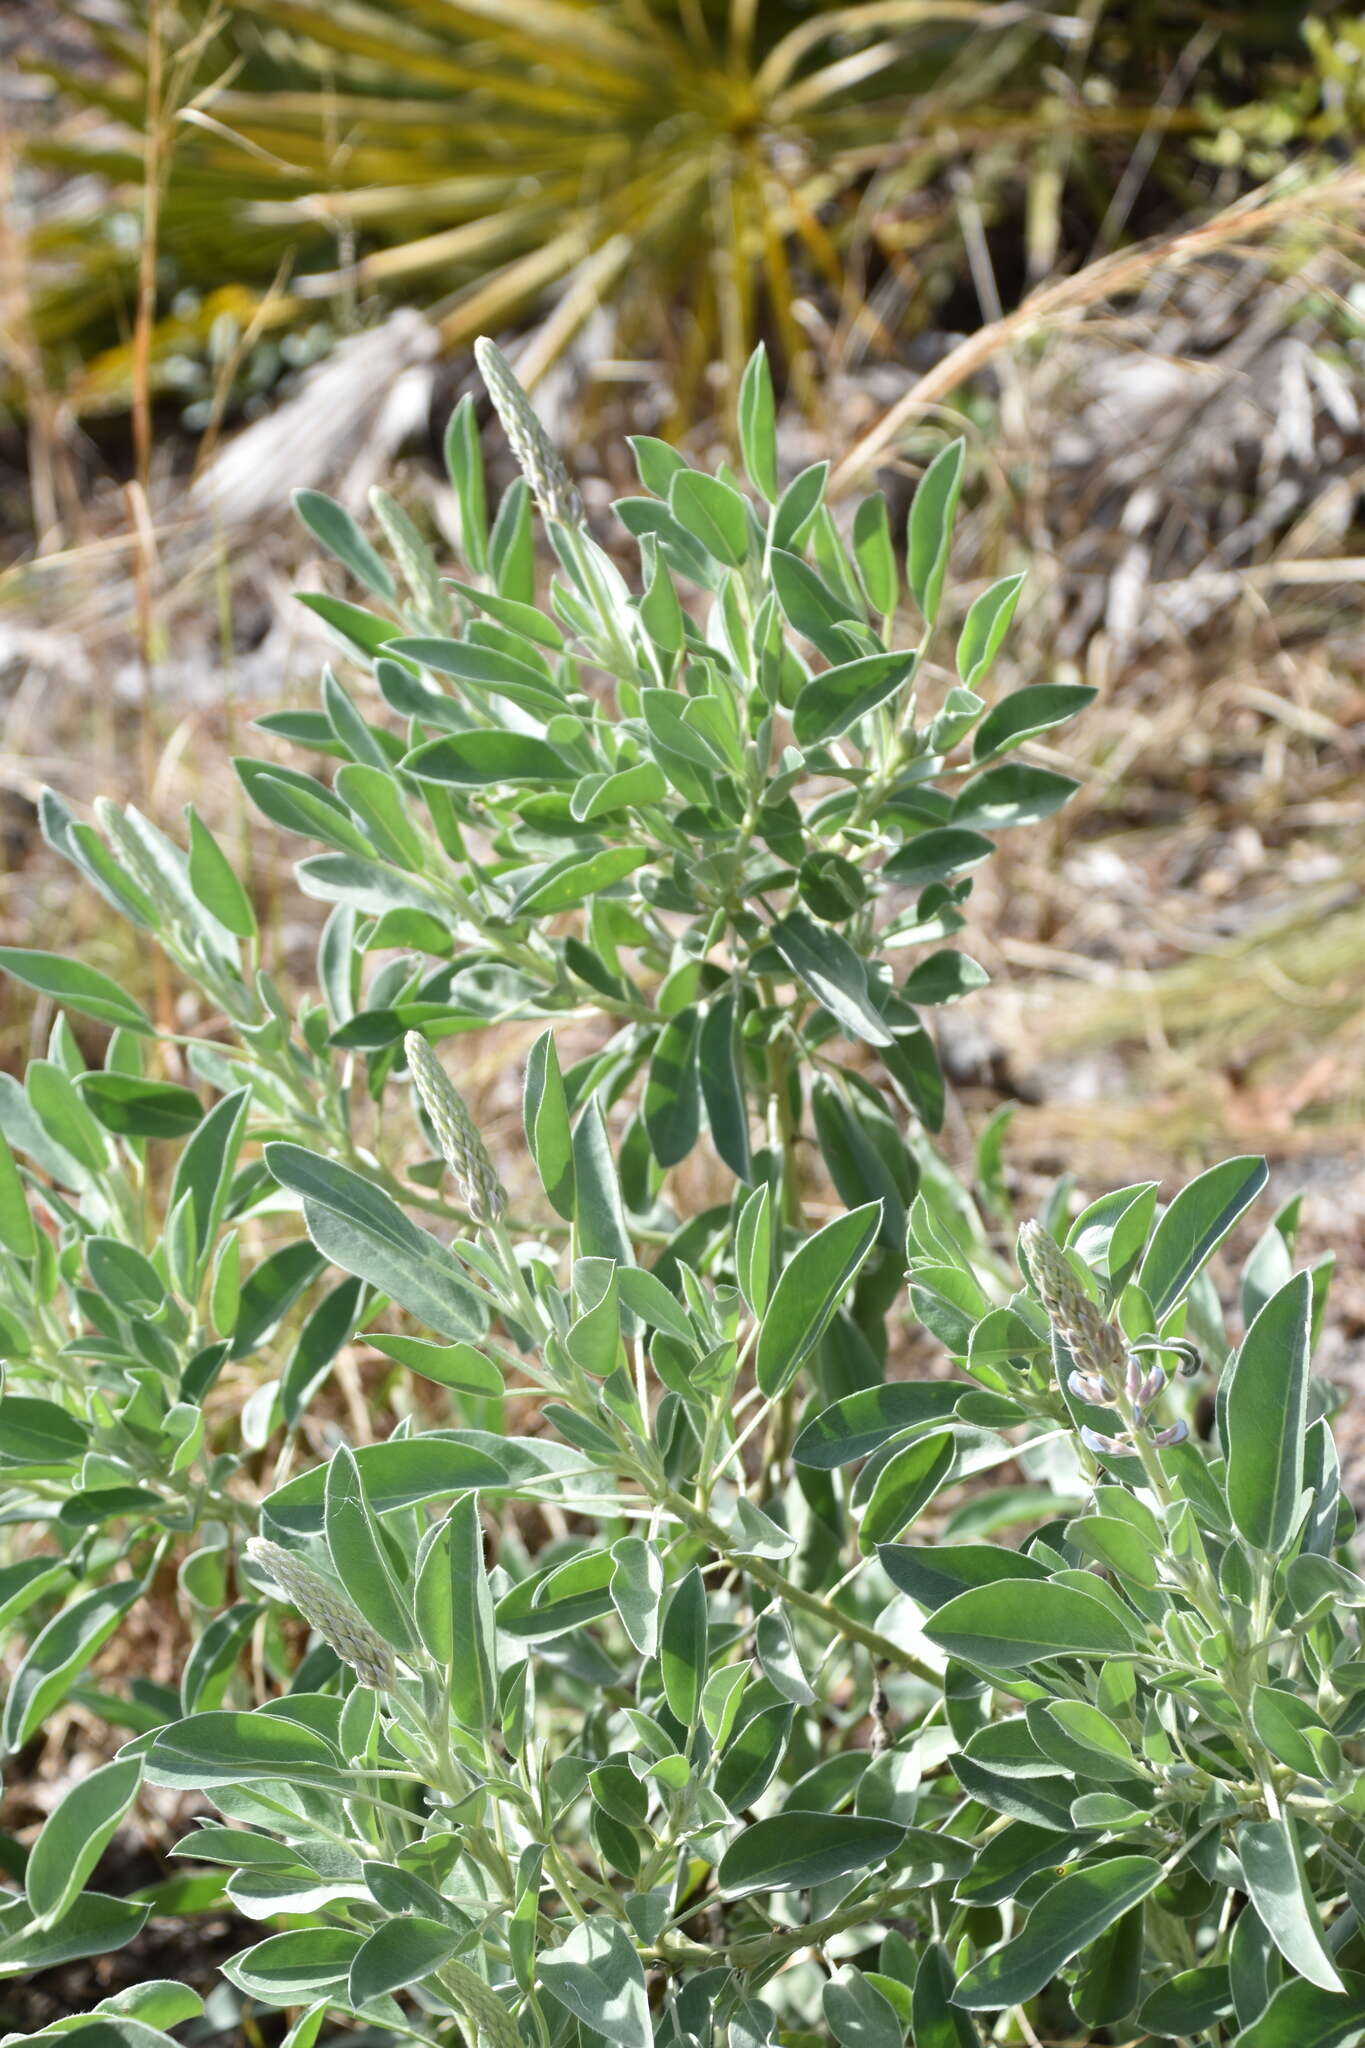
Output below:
[1022,1220,1189,1455]
[405,1030,507,1224]
[440,1959,523,2048]
[473,337,584,527]
[246,1537,396,1691]
[1019,1220,1127,1390]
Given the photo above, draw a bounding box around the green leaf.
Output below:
[87,1236,165,1314]
[852,493,898,617]
[859,1430,957,1546]
[901,952,988,1005]
[412,1494,496,1736]
[0,1130,34,1258]
[698,993,752,1182]
[348,1916,460,2007]
[926,1578,1141,1668]
[756,1203,882,1397]
[1138,1155,1269,1322]
[524,1030,576,1220]
[913,1943,979,2048]
[24,1757,142,1928]
[954,1856,1164,2009]
[1225,1271,1313,1553]
[907,439,965,626]
[0,1559,70,1631]
[3,1581,143,1753]
[794,1382,964,1468]
[669,470,751,566]
[1071,1905,1145,2027]
[0,949,153,1036]
[736,1181,773,1317]
[950,764,1078,831]
[146,1710,343,1792]
[336,763,428,868]
[660,1565,708,1726]
[367,1332,501,1398]
[186,805,257,939]
[772,462,829,551]
[78,1075,203,1140]
[792,652,917,746]
[572,762,668,822]
[718,1813,905,1898]
[281,1276,365,1422]
[629,435,689,497]
[1250,1684,1335,1780]
[573,1098,634,1271]
[264,1435,512,1536]
[497,1549,614,1640]
[236,760,375,856]
[225,1928,363,2006]
[972,683,1095,762]
[609,1536,664,1657]
[388,638,563,717]
[738,344,779,502]
[0,1893,150,1980]
[956,574,1024,688]
[771,911,893,1047]
[1238,1817,1343,1993]
[770,549,860,665]
[172,1086,249,1258]
[877,1542,1047,1612]
[644,1009,702,1168]
[0,1395,87,1466]
[883,827,993,890]
[404,731,576,786]
[294,489,394,599]
[266,1142,488,1341]
[514,847,650,916]
[1138,1965,1234,2036]
[295,591,399,660]
[444,395,489,574]
[823,1967,905,2048]
[539,1920,652,2048]
[325,1445,420,1659]
[617,1266,692,1342]
[1232,1972,1365,2048]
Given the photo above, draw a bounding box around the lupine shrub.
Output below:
[1,348,1363,2048]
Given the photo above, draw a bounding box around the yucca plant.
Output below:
[3,346,1363,2048]
[18,0,1305,428]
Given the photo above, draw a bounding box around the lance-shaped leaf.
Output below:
[756,1204,882,1397]
[719,1814,906,1899]
[1225,1271,1313,1554]
[926,1578,1142,1668]
[1238,1817,1344,1993]
[25,1757,143,1928]
[266,1143,488,1341]
[324,1445,421,1662]
[0,949,153,1036]
[770,913,893,1047]
[1138,1155,1269,1322]
[953,1857,1164,2009]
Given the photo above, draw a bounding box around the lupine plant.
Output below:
[0,349,1362,2048]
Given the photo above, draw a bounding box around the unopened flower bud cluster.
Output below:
[247,1536,395,1691]
[405,1030,507,1224]
[1020,1220,1190,1456]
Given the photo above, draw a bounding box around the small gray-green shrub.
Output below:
[0,346,1360,2048]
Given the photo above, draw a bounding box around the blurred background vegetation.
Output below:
[0,0,1363,1309]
